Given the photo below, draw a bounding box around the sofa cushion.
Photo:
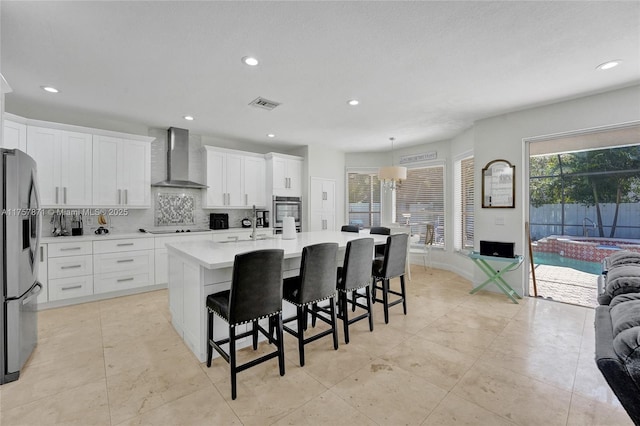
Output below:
[598,265,640,305]
[611,300,640,336]
[607,251,640,269]
[613,326,640,364]
[610,293,640,309]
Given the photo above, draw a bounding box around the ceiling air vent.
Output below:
[249,97,281,110]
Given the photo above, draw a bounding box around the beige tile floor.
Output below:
[0,266,632,425]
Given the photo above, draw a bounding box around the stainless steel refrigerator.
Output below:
[0,149,42,384]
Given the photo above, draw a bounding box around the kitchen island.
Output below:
[166,231,388,362]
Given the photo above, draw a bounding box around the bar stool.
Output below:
[206,249,285,400]
[341,225,359,233]
[282,243,339,367]
[354,227,390,311]
[336,238,375,343]
[372,233,409,324]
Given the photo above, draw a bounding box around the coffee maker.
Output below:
[261,210,270,228]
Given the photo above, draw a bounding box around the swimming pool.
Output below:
[533,252,603,275]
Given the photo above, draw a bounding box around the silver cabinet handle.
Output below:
[117,259,134,263]
[228,236,239,241]
[61,265,82,269]
[118,189,122,204]
[117,243,134,247]
[55,187,59,204]
[124,189,128,205]
[117,277,134,282]
[63,187,67,204]
[61,285,82,291]
[60,247,82,251]
[245,194,248,205]
[40,246,44,262]
[322,191,327,201]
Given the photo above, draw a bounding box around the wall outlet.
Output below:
[495,216,505,225]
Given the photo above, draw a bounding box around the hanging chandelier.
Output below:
[378,137,407,190]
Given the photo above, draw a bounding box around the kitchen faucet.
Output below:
[582,217,596,237]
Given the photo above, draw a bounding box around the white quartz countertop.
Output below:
[166,231,388,269]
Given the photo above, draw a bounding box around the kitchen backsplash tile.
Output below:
[155,193,195,226]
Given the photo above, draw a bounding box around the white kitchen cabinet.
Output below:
[243,155,266,207]
[202,147,267,208]
[266,153,303,197]
[93,238,154,294]
[2,119,26,151]
[27,126,93,207]
[93,135,151,207]
[310,211,336,232]
[309,177,336,232]
[37,244,48,304]
[47,241,93,302]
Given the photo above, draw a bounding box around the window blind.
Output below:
[461,157,474,249]
[395,165,445,247]
[347,172,381,228]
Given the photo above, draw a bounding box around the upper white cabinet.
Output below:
[309,177,336,231]
[93,136,151,207]
[266,153,303,197]
[202,146,266,208]
[3,119,27,151]
[27,126,93,207]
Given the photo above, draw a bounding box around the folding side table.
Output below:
[467,251,523,304]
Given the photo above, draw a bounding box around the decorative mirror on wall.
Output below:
[482,159,515,208]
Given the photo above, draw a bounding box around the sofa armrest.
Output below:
[595,306,640,425]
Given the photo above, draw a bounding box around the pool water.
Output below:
[533,252,603,275]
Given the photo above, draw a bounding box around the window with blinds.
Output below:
[395,165,445,247]
[461,157,474,249]
[347,172,381,228]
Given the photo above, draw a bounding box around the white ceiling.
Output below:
[2,1,639,152]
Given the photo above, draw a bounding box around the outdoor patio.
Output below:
[529,264,599,308]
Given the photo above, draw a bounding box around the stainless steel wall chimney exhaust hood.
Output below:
[152,127,207,189]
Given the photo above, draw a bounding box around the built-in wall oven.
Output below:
[272,196,302,233]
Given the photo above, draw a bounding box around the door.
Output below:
[93,135,120,205]
[60,131,92,205]
[243,156,265,207]
[3,120,27,151]
[225,153,243,206]
[26,126,61,206]
[204,149,225,207]
[271,156,287,193]
[287,159,303,196]
[120,139,150,206]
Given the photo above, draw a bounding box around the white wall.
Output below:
[303,145,346,229]
[474,84,640,296]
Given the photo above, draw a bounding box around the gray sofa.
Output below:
[595,250,640,425]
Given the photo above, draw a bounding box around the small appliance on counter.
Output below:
[262,210,270,228]
[241,217,252,228]
[210,213,229,230]
[70,212,83,236]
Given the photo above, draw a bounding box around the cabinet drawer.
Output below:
[154,234,212,249]
[48,241,93,257]
[212,231,252,243]
[93,238,153,254]
[48,276,93,301]
[94,250,152,275]
[94,272,150,294]
[48,255,93,279]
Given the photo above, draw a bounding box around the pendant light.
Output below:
[378,137,407,190]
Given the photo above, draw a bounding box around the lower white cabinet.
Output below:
[154,234,213,285]
[47,241,93,302]
[93,238,154,294]
[48,276,94,301]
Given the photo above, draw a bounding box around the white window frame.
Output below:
[454,152,474,252]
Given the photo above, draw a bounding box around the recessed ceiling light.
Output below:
[242,56,259,66]
[347,99,359,106]
[41,86,59,93]
[596,60,622,70]
[267,133,276,138]
[183,115,194,121]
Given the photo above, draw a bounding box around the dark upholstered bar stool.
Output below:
[206,249,285,400]
[372,233,409,324]
[282,243,339,367]
[336,238,375,343]
[369,226,391,259]
[341,225,359,233]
